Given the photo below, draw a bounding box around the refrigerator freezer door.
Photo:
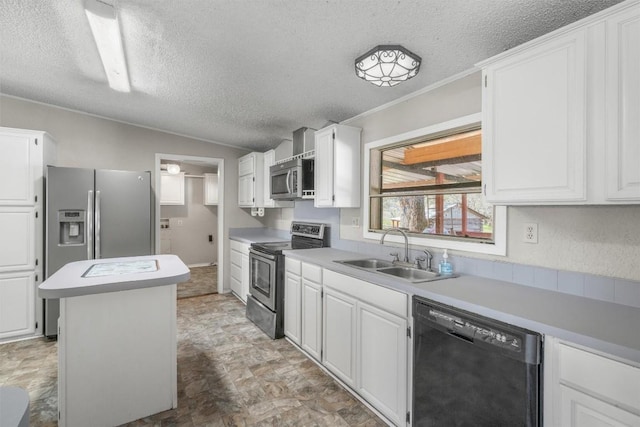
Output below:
[46,166,95,275]
[45,166,95,337]
[95,169,152,258]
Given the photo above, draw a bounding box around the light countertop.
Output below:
[39,254,190,299]
[229,227,290,244]
[284,247,640,365]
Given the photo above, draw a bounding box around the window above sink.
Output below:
[363,113,507,256]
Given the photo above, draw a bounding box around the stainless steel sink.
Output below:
[376,266,441,282]
[335,259,456,283]
[337,259,395,269]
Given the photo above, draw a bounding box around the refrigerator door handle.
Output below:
[87,190,94,260]
[95,190,101,259]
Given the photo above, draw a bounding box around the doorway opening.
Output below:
[155,154,225,297]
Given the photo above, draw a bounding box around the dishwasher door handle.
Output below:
[448,330,474,344]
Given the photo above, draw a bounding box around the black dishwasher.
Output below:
[413,296,542,427]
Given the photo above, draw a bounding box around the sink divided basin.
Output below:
[376,266,440,281]
[335,259,455,283]
[338,259,394,269]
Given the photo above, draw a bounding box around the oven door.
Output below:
[249,249,278,311]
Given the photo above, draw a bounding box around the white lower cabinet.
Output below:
[323,286,357,388]
[285,260,323,362]
[300,267,322,361]
[229,240,249,303]
[560,386,640,427]
[357,301,407,426]
[322,269,409,425]
[0,272,35,340]
[546,336,640,427]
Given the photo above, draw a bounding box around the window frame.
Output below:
[362,113,507,256]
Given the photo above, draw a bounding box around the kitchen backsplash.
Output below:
[331,232,640,310]
[268,201,640,309]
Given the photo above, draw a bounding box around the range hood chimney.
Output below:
[292,127,316,156]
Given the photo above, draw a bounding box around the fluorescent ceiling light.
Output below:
[84,0,131,92]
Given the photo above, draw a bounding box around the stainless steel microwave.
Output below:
[269,158,314,200]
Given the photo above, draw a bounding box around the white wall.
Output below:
[0,95,264,290]
[160,164,218,266]
[263,71,640,282]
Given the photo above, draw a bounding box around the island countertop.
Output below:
[39,254,190,299]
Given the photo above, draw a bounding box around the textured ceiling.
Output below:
[0,0,624,151]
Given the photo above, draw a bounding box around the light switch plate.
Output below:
[523,223,538,243]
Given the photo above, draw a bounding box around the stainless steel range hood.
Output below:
[292,127,316,155]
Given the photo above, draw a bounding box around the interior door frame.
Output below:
[154,153,225,294]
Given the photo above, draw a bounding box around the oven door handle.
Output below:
[285,170,292,194]
[249,249,278,261]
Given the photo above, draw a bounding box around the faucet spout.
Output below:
[380,228,410,263]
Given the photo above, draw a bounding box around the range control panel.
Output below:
[429,309,522,352]
[291,221,326,238]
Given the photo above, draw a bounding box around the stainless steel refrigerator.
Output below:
[45,166,152,337]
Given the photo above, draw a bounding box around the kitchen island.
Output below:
[39,254,190,427]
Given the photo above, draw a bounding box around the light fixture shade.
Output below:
[85,0,131,92]
[355,45,421,87]
[166,164,180,175]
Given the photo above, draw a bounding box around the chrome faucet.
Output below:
[419,249,433,271]
[380,228,410,263]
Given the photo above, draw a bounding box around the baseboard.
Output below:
[187,263,215,268]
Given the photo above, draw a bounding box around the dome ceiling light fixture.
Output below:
[355,45,422,87]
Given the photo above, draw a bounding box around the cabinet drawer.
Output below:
[230,249,242,267]
[323,269,407,318]
[230,240,248,252]
[302,262,322,283]
[285,258,301,275]
[558,343,640,409]
[230,263,242,282]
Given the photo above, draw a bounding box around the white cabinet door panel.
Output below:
[606,8,640,201]
[560,385,640,427]
[284,272,301,345]
[301,278,322,361]
[323,287,357,387]
[204,173,219,205]
[314,128,335,207]
[0,207,35,272]
[357,302,407,426]
[240,252,249,303]
[160,172,185,205]
[0,133,36,206]
[483,30,587,203]
[0,272,35,339]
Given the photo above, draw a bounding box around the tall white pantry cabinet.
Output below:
[0,127,56,341]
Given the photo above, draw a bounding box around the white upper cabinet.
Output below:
[605,5,640,201]
[160,172,185,205]
[314,124,362,208]
[237,152,264,208]
[0,132,39,206]
[203,173,219,205]
[479,0,640,205]
[481,30,587,204]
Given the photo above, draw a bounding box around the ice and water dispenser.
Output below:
[58,210,85,245]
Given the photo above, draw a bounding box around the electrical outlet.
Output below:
[351,217,360,228]
[523,223,538,244]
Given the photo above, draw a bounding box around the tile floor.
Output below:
[177,265,218,299]
[0,293,387,427]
